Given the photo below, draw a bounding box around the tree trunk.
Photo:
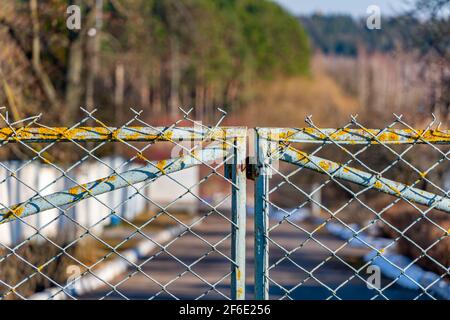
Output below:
[29,0,60,115]
[114,63,125,122]
[64,34,84,122]
[150,62,162,115]
[140,72,149,108]
[169,36,180,118]
[64,1,96,122]
[85,0,103,111]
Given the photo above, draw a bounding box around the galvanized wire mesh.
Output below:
[0,109,448,300]
[0,107,247,300]
[254,115,449,300]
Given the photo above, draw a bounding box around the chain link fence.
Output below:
[253,115,449,300]
[0,109,448,300]
[0,108,247,300]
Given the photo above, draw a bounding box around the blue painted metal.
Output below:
[229,135,247,300]
[257,128,450,145]
[254,129,271,300]
[280,146,450,214]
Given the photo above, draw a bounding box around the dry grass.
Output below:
[123,210,193,231]
[374,199,449,277]
[75,210,194,268]
[0,238,80,299]
[235,72,359,128]
[0,210,194,299]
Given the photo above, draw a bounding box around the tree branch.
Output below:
[0,18,32,60]
[29,0,60,111]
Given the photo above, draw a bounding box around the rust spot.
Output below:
[13,205,24,217]
[3,205,25,220]
[156,160,167,174]
[329,129,350,140]
[209,128,227,141]
[111,129,120,141]
[105,175,116,183]
[374,181,383,189]
[303,128,316,136]
[68,186,82,195]
[387,183,402,196]
[162,131,174,141]
[378,132,400,142]
[279,130,296,141]
[315,222,326,232]
[319,160,331,172]
[293,148,308,163]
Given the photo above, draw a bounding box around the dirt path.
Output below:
[81,214,421,300]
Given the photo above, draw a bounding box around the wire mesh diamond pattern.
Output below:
[0,107,247,300]
[0,108,448,300]
[254,115,449,300]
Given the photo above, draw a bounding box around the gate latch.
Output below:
[246,157,259,180]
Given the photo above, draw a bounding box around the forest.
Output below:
[300,12,448,57]
[0,1,448,127]
[0,0,310,124]
[298,1,449,124]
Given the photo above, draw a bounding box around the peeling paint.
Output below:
[280,146,450,214]
[0,127,247,143]
[156,160,167,175]
[260,128,450,144]
[0,145,229,225]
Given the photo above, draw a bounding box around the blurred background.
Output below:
[0,0,448,127]
[0,0,449,300]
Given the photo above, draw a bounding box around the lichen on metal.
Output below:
[0,144,232,225]
[258,128,450,144]
[279,146,450,214]
[0,126,247,143]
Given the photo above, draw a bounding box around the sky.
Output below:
[272,0,413,17]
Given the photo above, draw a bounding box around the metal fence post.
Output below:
[230,134,247,300]
[254,129,270,300]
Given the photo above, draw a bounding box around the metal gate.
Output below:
[0,109,448,300]
[253,116,449,300]
[0,109,246,300]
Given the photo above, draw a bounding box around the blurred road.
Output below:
[81,214,423,300]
